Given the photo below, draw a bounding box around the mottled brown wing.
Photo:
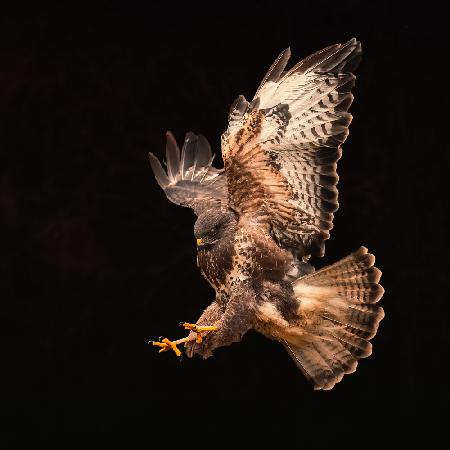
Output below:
[149,131,228,216]
[221,39,361,257]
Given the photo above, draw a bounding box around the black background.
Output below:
[2,1,448,445]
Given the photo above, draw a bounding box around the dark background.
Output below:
[2,1,448,445]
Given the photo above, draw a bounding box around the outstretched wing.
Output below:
[222,39,361,257]
[149,131,228,215]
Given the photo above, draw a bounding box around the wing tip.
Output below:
[282,46,292,59]
[165,130,181,181]
[343,37,361,50]
[254,46,292,98]
[148,152,170,189]
[184,131,198,142]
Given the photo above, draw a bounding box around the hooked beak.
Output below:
[196,238,207,251]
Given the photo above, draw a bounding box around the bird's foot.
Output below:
[180,322,218,343]
[150,337,189,357]
[150,323,217,357]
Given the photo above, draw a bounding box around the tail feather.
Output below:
[285,246,384,390]
[284,340,336,389]
[328,327,372,357]
[284,337,358,390]
[316,338,358,376]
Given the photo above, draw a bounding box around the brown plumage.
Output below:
[148,38,384,390]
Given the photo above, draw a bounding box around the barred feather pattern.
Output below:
[285,246,384,390]
[221,39,361,256]
[149,131,228,215]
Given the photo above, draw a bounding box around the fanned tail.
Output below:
[285,246,384,390]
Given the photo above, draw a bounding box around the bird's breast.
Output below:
[197,235,235,295]
[197,226,294,302]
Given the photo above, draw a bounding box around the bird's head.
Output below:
[194,210,236,251]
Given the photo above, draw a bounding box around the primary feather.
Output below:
[148,131,227,215]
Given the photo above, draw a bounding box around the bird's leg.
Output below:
[180,322,218,343]
[185,287,256,358]
[149,323,218,357]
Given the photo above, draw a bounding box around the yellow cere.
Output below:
[196,238,203,247]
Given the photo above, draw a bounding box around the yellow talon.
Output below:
[151,337,188,357]
[150,323,217,357]
[180,322,217,343]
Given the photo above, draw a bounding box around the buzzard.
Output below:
[148,38,384,390]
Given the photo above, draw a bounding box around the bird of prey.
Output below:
[148,38,384,390]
